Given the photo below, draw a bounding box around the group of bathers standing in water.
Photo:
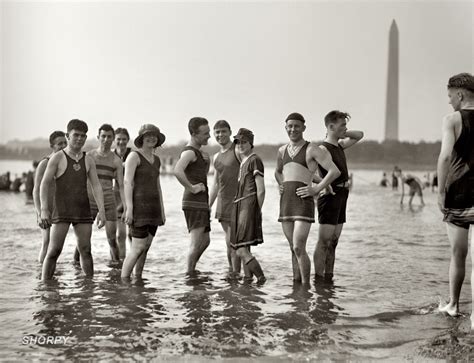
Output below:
[33,110,364,285]
[32,72,474,329]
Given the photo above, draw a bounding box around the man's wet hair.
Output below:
[447,73,474,94]
[98,123,115,136]
[188,117,209,135]
[67,119,88,133]
[49,131,65,147]
[214,120,231,131]
[115,127,130,140]
[324,110,351,127]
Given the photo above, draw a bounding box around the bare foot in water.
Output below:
[438,298,460,317]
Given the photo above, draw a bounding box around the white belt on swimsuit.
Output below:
[233,192,257,204]
[335,181,350,188]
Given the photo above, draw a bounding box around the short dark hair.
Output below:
[115,127,130,140]
[324,110,351,127]
[214,120,231,131]
[67,119,88,133]
[188,117,209,135]
[49,131,65,146]
[98,123,115,136]
[447,73,474,93]
[285,112,305,123]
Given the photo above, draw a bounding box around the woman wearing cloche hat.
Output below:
[121,124,166,279]
[230,128,266,283]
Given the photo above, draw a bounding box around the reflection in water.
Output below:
[268,281,342,354]
[32,270,166,360]
[177,272,266,357]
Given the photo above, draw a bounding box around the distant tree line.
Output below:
[0,140,441,169]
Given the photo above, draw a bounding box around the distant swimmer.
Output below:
[391,166,399,190]
[121,124,166,279]
[209,120,245,275]
[436,73,474,321]
[73,124,126,265]
[230,128,266,283]
[113,127,133,258]
[314,111,364,281]
[380,172,389,187]
[174,117,211,274]
[40,119,106,280]
[275,112,340,285]
[33,131,67,263]
[396,170,425,206]
[431,172,438,193]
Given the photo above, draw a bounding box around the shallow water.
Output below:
[0,161,472,360]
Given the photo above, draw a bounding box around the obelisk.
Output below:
[385,20,399,141]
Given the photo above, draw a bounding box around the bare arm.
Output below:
[86,155,105,228]
[296,145,340,198]
[255,174,265,209]
[274,145,286,195]
[39,153,61,224]
[209,153,219,208]
[33,159,47,218]
[123,152,139,225]
[114,157,127,212]
[339,130,364,149]
[437,114,457,211]
[157,172,166,225]
[274,146,285,185]
[174,150,205,194]
[312,146,340,194]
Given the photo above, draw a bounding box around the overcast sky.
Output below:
[1,1,473,146]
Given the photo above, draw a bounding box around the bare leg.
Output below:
[116,220,127,259]
[439,223,469,317]
[41,223,70,280]
[325,223,344,278]
[314,224,337,278]
[187,227,210,273]
[105,221,120,261]
[282,222,301,282]
[222,221,241,272]
[134,235,153,278]
[38,227,50,264]
[121,235,151,279]
[292,221,312,284]
[73,223,94,277]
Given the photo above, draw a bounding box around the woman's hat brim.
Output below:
[134,131,166,148]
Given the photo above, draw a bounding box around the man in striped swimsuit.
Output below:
[73,124,126,264]
[275,112,341,285]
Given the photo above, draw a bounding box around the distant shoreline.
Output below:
[0,157,436,173]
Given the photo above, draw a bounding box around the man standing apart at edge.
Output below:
[113,127,133,259]
[275,112,341,285]
[40,119,106,280]
[33,131,67,263]
[122,124,166,279]
[73,124,126,264]
[174,117,211,274]
[437,73,474,322]
[209,120,244,274]
[315,111,364,281]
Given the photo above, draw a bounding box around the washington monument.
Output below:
[385,19,399,141]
